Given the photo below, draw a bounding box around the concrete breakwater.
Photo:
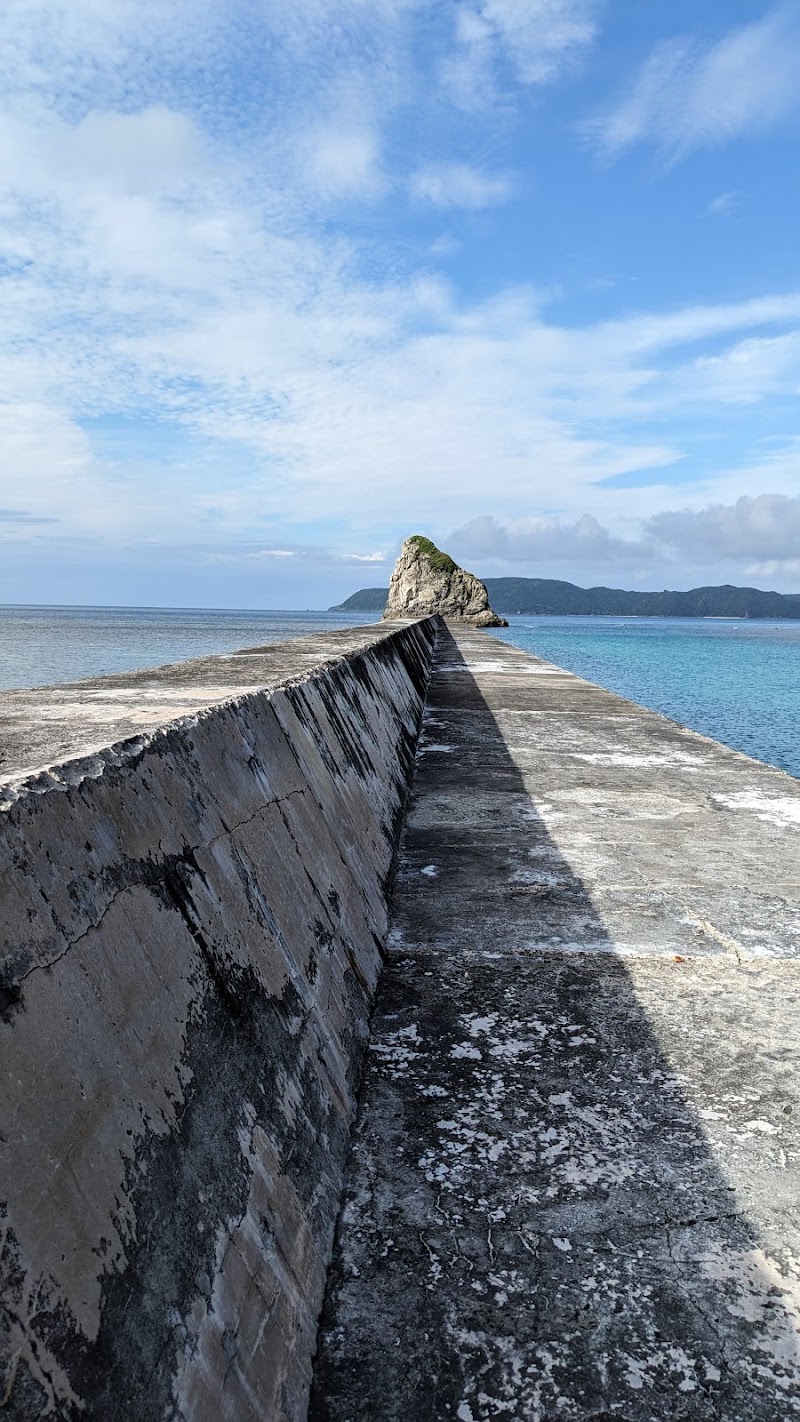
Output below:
[313,625,800,1420]
[3,616,800,1421]
[0,619,436,1420]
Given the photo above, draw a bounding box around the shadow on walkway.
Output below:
[311,626,800,1421]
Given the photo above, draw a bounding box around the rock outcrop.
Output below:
[382,535,508,627]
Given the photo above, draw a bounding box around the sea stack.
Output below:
[382,534,508,627]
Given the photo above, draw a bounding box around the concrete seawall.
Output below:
[313,624,800,1420]
[0,619,436,1420]
[4,617,800,1420]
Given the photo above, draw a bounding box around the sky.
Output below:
[1,0,800,608]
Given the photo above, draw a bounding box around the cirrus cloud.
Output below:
[588,7,800,162]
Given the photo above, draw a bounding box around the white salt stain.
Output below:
[370,1023,422,1073]
[420,864,439,877]
[450,1043,482,1060]
[713,790,800,828]
[622,1345,709,1396]
[743,1118,781,1135]
[699,1246,800,1382]
[436,660,535,675]
[489,1039,540,1060]
[571,751,706,769]
[465,1013,499,1037]
[668,1346,699,1392]
[623,1355,650,1391]
[552,1237,571,1252]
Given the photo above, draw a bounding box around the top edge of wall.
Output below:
[0,617,440,809]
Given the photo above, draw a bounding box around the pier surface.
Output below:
[312,624,800,1420]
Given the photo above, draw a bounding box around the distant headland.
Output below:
[332,574,800,619]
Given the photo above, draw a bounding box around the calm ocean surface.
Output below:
[0,605,375,691]
[490,615,800,780]
[1,605,797,781]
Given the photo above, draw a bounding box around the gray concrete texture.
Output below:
[312,625,800,1421]
[0,619,437,1420]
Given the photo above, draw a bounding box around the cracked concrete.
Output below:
[311,624,800,1421]
[0,618,437,1420]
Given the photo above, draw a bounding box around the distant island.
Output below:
[331,577,800,619]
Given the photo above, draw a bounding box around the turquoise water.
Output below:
[0,605,377,691]
[490,615,800,780]
[2,606,797,781]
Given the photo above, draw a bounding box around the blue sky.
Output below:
[1,0,800,607]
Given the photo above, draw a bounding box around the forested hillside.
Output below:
[331,579,800,618]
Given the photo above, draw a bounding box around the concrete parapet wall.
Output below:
[0,619,437,1420]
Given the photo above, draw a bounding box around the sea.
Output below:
[0,605,798,781]
[0,605,372,691]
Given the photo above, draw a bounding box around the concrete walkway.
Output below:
[311,623,800,1421]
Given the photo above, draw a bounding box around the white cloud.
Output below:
[664,333,800,409]
[443,0,599,106]
[482,0,599,84]
[449,513,647,566]
[595,292,800,358]
[589,8,800,160]
[409,162,512,208]
[745,559,800,579]
[65,106,207,192]
[1,0,800,579]
[304,127,386,199]
[448,494,800,575]
[645,494,800,564]
[707,191,740,218]
[429,233,461,257]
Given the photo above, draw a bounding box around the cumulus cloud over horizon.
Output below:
[448,513,647,568]
[646,494,800,562]
[448,496,800,580]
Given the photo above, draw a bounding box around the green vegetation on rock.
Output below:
[407,535,457,574]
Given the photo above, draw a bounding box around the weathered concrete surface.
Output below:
[0,624,407,791]
[311,624,800,1420]
[0,619,436,1420]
